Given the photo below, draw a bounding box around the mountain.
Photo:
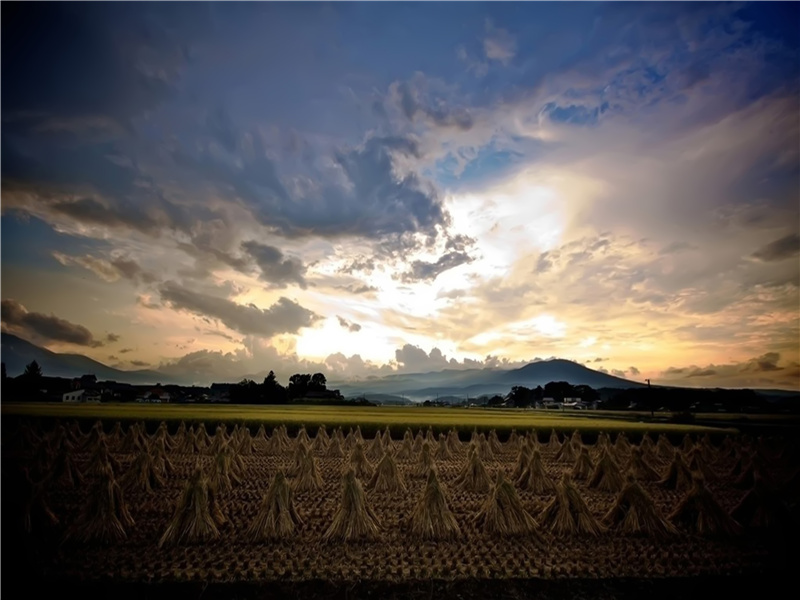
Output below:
[0,333,182,385]
[333,358,646,400]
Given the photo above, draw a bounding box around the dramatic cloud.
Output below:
[158,281,320,338]
[337,316,362,333]
[52,252,155,284]
[401,251,473,283]
[240,241,307,288]
[1,299,109,347]
[752,233,800,262]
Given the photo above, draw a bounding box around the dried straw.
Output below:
[474,472,543,542]
[368,451,407,493]
[603,474,677,538]
[454,444,492,493]
[158,465,223,547]
[571,446,594,480]
[668,474,742,537]
[66,462,133,544]
[246,471,303,541]
[412,441,436,479]
[348,441,374,479]
[588,447,625,492]
[658,451,694,492]
[517,449,556,494]
[323,469,381,543]
[409,469,461,541]
[628,446,661,482]
[539,473,606,536]
[292,451,323,493]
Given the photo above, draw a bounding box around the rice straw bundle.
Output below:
[296,425,310,446]
[158,465,223,547]
[368,451,406,493]
[396,436,414,461]
[412,441,436,479]
[366,431,385,462]
[685,447,718,481]
[325,436,345,458]
[66,462,134,544]
[435,433,453,460]
[539,474,606,536]
[292,450,323,492]
[348,441,374,479]
[235,427,254,456]
[507,429,520,451]
[571,446,594,480]
[119,422,147,454]
[603,474,677,538]
[311,429,329,454]
[511,444,532,481]
[382,426,392,447]
[426,427,436,444]
[49,445,84,488]
[474,472,542,541]
[656,434,674,461]
[547,429,562,452]
[628,446,661,482]
[488,430,503,454]
[668,474,742,537]
[555,438,578,463]
[731,471,793,530]
[517,449,556,494]
[290,441,311,476]
[81,420,106,451]
[478,435,495,461]
[21,467,59,534]
[246,471,302,541]
[344,428,356,451]
[679,434,694,454]
[412,431,424,453]
[195,423,212,450]
[85,438,121,478]
[588,447,625,492]
[409,469,461,541]
[323,469,381,543]
[121,449,166,492]
[208,444,243,493]
[658,451,693,492]
[733,456,773,490]
[454,444,492,493]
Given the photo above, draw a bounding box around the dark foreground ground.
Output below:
[6,575,791,600]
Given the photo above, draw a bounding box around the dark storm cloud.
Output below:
[240,241,307,288]
[50,197,160,235]
[105,333,121,343]
[1,299,108,347]
[158,281,320,337]
[1,2,194,126]
[129,360,150,367]
[337,316,362,333]
[751,233,800,262]
[401,250,473,283]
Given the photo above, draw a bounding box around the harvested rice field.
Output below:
[3,418,797,599]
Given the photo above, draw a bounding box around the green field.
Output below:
[1,402,737,437]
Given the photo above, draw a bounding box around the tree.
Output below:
[24,360,43,379]
[310,372,327,391]
[287,374,312,400]
[507,386,534,408]
[262,371,288,404]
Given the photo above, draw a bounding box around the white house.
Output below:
[62,389,101,403]
[63,390,86,402]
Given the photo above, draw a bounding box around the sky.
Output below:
[1,2,799,390]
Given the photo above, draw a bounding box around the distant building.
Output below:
[62,389,101,403]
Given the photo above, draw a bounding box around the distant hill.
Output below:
[0,332,182,385]
[334,358,647,400]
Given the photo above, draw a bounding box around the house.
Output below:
[62,389,102,403]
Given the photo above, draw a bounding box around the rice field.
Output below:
[0,402,737,437]
[4,414,797,596]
